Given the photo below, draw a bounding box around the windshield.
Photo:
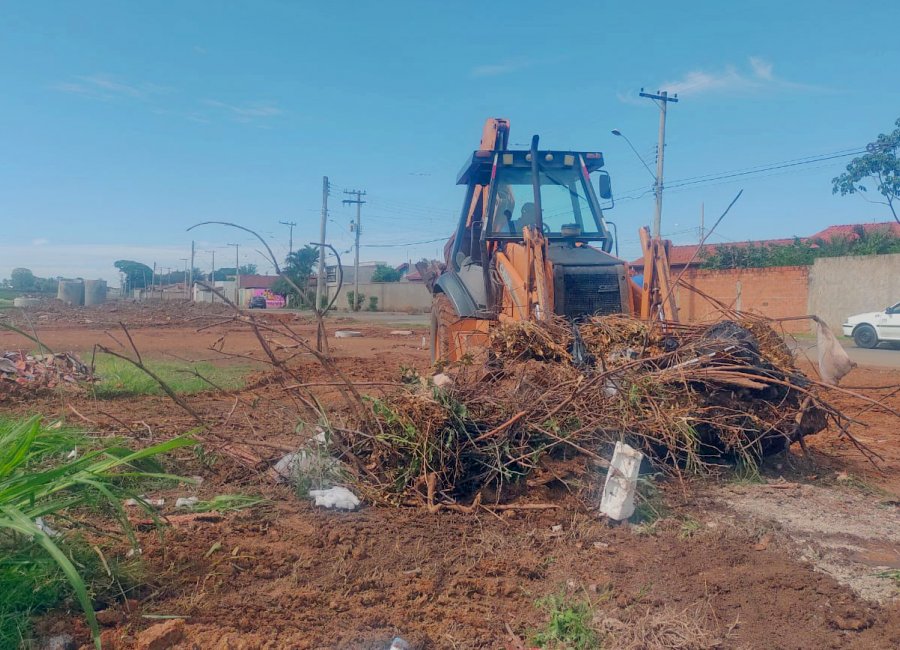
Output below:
[489,165,603,237]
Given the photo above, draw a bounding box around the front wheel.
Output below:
[852,324,879,349]
[430,293,456,364]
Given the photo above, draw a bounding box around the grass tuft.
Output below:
[531,591,601,649]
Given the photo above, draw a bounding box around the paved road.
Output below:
[791,339,900,370]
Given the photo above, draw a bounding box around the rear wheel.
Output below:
[430,293,456,364]
[853,324,879,349]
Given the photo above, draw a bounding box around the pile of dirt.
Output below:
[333,315,856,508]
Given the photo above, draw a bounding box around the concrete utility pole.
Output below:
[209,250,215,283]
[189,241,195,298]
[315,176,329,312]
[279,221,297,257]
[180,258,189,295]
[227,243,240,305]
[639,89,679,238]
[342,189,367,311]
[699,203,705,243]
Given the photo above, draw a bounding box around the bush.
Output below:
[346,291,365,311]
[368,296,379,311]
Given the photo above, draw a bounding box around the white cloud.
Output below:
[52,74,170,101]
[32,238,49,246]
[203,99,284,123]
[470,59,531,78]
[646,57,819,98]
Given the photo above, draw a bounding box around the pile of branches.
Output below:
[0,350,93,401]
[334,315,869,507]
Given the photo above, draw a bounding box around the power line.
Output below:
[362,236,448,248]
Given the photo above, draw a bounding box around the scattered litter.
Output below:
[34,517,59,538]
[309,486,360,510]
[599,442,644,521]
[814,316,856,385]
[126,547,142,558]
[39,633,75,650]
[334,330,363,338]
[66,448,77,460]
[175,497,199,508]
[431,372,452,388]
[389,637,410,650]
[550,524,563,532]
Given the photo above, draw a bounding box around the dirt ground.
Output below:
[3,302,899,649]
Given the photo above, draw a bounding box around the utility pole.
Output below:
[315,176,329,312]
[209,250,215,283]
[227,243,240,306]
[189,241,195,299]
[342,189,366,311]
[180,258,189,296]
[699,203,705,243]
[279,221,297,257]
[639,89,679,238]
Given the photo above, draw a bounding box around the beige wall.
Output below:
[808,254,900,331]
[328,281,431,312]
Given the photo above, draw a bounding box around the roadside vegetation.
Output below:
[0,416,191,647]
[700,226,900,270]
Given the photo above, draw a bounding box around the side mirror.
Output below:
[597,173,613,200]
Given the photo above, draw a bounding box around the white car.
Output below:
[842,302,900,349]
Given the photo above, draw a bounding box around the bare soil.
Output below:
[5,302,899,649]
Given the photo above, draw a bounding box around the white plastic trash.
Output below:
[599,441,644,521]
[309,486,360,511]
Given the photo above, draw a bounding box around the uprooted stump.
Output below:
[324,315,873,509]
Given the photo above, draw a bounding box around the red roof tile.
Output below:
[809,222,900,241]
[238,274,279,289]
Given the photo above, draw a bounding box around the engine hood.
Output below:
[546,243,622,267]
[845,311,884,324]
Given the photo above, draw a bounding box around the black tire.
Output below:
[430,293,456,364]
[852,324,879,349]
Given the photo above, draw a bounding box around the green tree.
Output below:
[114,260,153,291]
[238,263,257,275]
[832,117,900,224]
[272,245,319,306]
[371,263,401,282]
[10,268,36,291]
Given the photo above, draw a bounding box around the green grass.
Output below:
[531,592,602,649]
[0,416,192,648]
[93,357,252,397]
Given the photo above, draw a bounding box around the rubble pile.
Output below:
[335,315,839,507]
[0,350,93,400]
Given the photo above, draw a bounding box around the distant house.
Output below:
[238,274,284,308]
[629,221,900,273]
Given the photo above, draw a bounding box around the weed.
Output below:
[679,517,702,538]
[631,475,667,524]
[189,494,266,513]
[193,443,219,469]
[0,416,191,648]
[531,591,601,649]
[875,569,900,587]
[92,356,251,397]
[730,459,763,485]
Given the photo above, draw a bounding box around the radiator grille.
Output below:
[561,272,622,318]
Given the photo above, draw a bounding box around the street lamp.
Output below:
[611,130,657,182]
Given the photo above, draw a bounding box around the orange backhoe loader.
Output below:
[422,118,676,363]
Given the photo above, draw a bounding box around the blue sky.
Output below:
[1,0,898,285]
